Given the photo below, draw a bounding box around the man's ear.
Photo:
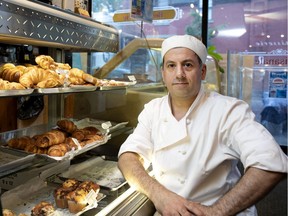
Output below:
[201,64,207,80]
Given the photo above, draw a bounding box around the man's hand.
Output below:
[152,189,205,216]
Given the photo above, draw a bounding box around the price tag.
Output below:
[128,75,136,82]
[86,189,98,205]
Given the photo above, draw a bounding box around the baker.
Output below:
[118,35,287,216]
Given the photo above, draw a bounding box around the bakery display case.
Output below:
[0,0,159,215]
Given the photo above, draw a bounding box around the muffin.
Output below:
[66,188,89,213]
[66,180,100,213]
[54,178,80,208]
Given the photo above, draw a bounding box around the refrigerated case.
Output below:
[0,0,160,215]
[227,51,287,152]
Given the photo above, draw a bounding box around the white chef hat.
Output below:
[161,35,207,64]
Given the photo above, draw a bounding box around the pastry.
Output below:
[57,119,77,134]
[65,137,79,149]
[35,55,57,70]
[53,187,71,209]
[66,188,88,213]
[0,78,25,90]
[62,178,80,190]
[2,209,16,216]
[7,136,33,150]
[47,143,71,157]
[19,67,62,88]
[31,201,55,216]
[35,129,67,148]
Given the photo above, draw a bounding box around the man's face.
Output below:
[161,47,206,101]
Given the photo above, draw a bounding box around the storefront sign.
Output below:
[113,7,177,22]
[131,0,153,23]
[268,71,287,98]
[254,49,288,66]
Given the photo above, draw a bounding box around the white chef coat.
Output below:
[118,87,288,216]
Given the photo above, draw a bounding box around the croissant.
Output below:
[7,136,34,150]
[82,126,100,135]
[80,134,103,147]
[56,62,71,70]
[19,67,62,88]
[0,78,26,90]
[69,68,98,85]
[71,129,86,141]
[35,55,57,70]
[24,144,48,154]
[65,137,79,149]
[57,119,77,134]
[36,78,63,88]
[48,143,71,157]
[0,63,15,77]
[2,65,26,82]
[35,129,68,148]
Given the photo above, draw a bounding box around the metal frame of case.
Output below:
[0,0,119,52]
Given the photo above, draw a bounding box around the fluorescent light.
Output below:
[217,28,247,37]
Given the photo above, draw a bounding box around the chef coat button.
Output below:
[178,178,185,184]
[186,119,191,124]
[182,151,187,155]
[159,171,164,176]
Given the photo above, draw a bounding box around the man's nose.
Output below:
[175,65,185,78]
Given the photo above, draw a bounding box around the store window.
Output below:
[90,0,287,82]
[90,0,287,148]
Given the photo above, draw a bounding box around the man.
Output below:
[118,35,287,216]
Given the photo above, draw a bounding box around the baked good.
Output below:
[35,55,57,70]
[62,178,80,190]
[71,129,86,141]
[54,178,80,208]
[0,78,26,90]
[55,62,71,70]
[83,126,100,135]
[53,187,71,208]
[78,180,100,194]
[66,180,100,213]
[47,143,71,157]
[1,64,26,82]
[2,209,16,216]
[65,137,79,149]
[69,68,98,85]
[35,129,67,148]
[19,67,62,88]
[66,188,88,213]
[80,134,103,147]
[7,136,33,150]
[31,201,55,216]
[57,119,77,134]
